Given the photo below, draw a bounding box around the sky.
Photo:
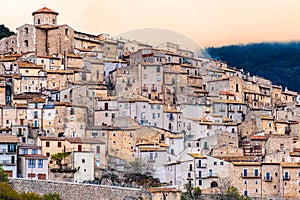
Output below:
[2,0,300,48]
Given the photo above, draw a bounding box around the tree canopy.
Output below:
[0,25,15,40]
[206,42,300,92]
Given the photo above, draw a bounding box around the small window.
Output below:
[24,40,28,47]
[214,161,217,165]
[58,142,62,148]
[220,161,224,165]
[46,142,50,147]
[82,159,85,163]
[65,29,69,36]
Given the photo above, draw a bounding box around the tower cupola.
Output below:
[32,7,59,26]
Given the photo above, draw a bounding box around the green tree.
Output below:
[43,192,62,200]
[0,25,15,40]
[19,192,41,200]
[181,183,201,200]
[222,186,250,200]
[0,166,8,182]
[0,182,20,200]
[50,152,71,170]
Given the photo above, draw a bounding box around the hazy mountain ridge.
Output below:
[206,42,300,92]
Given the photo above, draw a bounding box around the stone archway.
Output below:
[210,181,218,188]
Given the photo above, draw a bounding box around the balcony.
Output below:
[6,150,16,155]
[241,173,261,178]
[0,149,5,154]
[264,176,273,182]
[4,160,16,166]
[196,163,207,168]
[202,173,218,179]
[142,86,148,91]
[150,85,157,91]
[148,157,155,162]
[283,175,290,180]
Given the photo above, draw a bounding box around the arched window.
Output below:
[141,112,145,119]
[24,27,29,34]
[211,181,218,188]
[24,40,29,47]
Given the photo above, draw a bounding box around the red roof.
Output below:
[32,7,59,15]
[219,91,235,96]
[250,135,267,141]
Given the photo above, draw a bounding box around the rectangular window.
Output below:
[38,159,43,168]
[28,159,36,168]
[8,144,16,153]
[156,66,160,72]
[254,169,259,177]
[243,169,248,177]
[22,149,28,154]
[46,142,50,147]
[157,75,161,81]
[199,179,202,186]
[58,142,62,148]
[152,113,155,119]
[32,149,37,154]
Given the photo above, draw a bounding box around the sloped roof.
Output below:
[32,7,59,15]
[0,135,19,143]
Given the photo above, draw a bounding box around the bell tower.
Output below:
[32,7,59,26]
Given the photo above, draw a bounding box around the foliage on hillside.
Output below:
[206,42,300,92]
[0,167,61,200]
[0,25,15,40]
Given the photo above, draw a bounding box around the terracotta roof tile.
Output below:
[0,135,19,143]
[32,7,58,15]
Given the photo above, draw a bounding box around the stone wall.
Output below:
[10,178,151,200]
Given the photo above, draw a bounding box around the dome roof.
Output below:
[32,7,59,15]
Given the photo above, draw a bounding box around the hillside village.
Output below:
[0,7,300,199]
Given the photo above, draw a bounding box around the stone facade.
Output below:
[10,178,151,200]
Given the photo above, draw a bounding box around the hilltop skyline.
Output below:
[2,0,300,48]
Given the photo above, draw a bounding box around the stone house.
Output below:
[0,135,19,177]
[230,162,300,199]
[94,97,119,127]
[72,151,94,182]
[163,106,182,133]
[17,144,48,180]
[136,139,168,183]
[166,151,231,191]
[211,99,247,123]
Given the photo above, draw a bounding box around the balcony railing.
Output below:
[0,149,5,154]
[264,176,273,182]
[283,175,290,180]
[142,86,148,91]
[6,150,16,154]
[241,173,261,178]
[3,160,16,166]
[148,158,155,162]
[196,163,207,168]
[202,173,218,178]
[151,86,157,91]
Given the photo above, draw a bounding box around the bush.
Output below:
[0,182,20,200]
[0,166,8,183]
[43,192,62,200]
[19,192,42,200]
